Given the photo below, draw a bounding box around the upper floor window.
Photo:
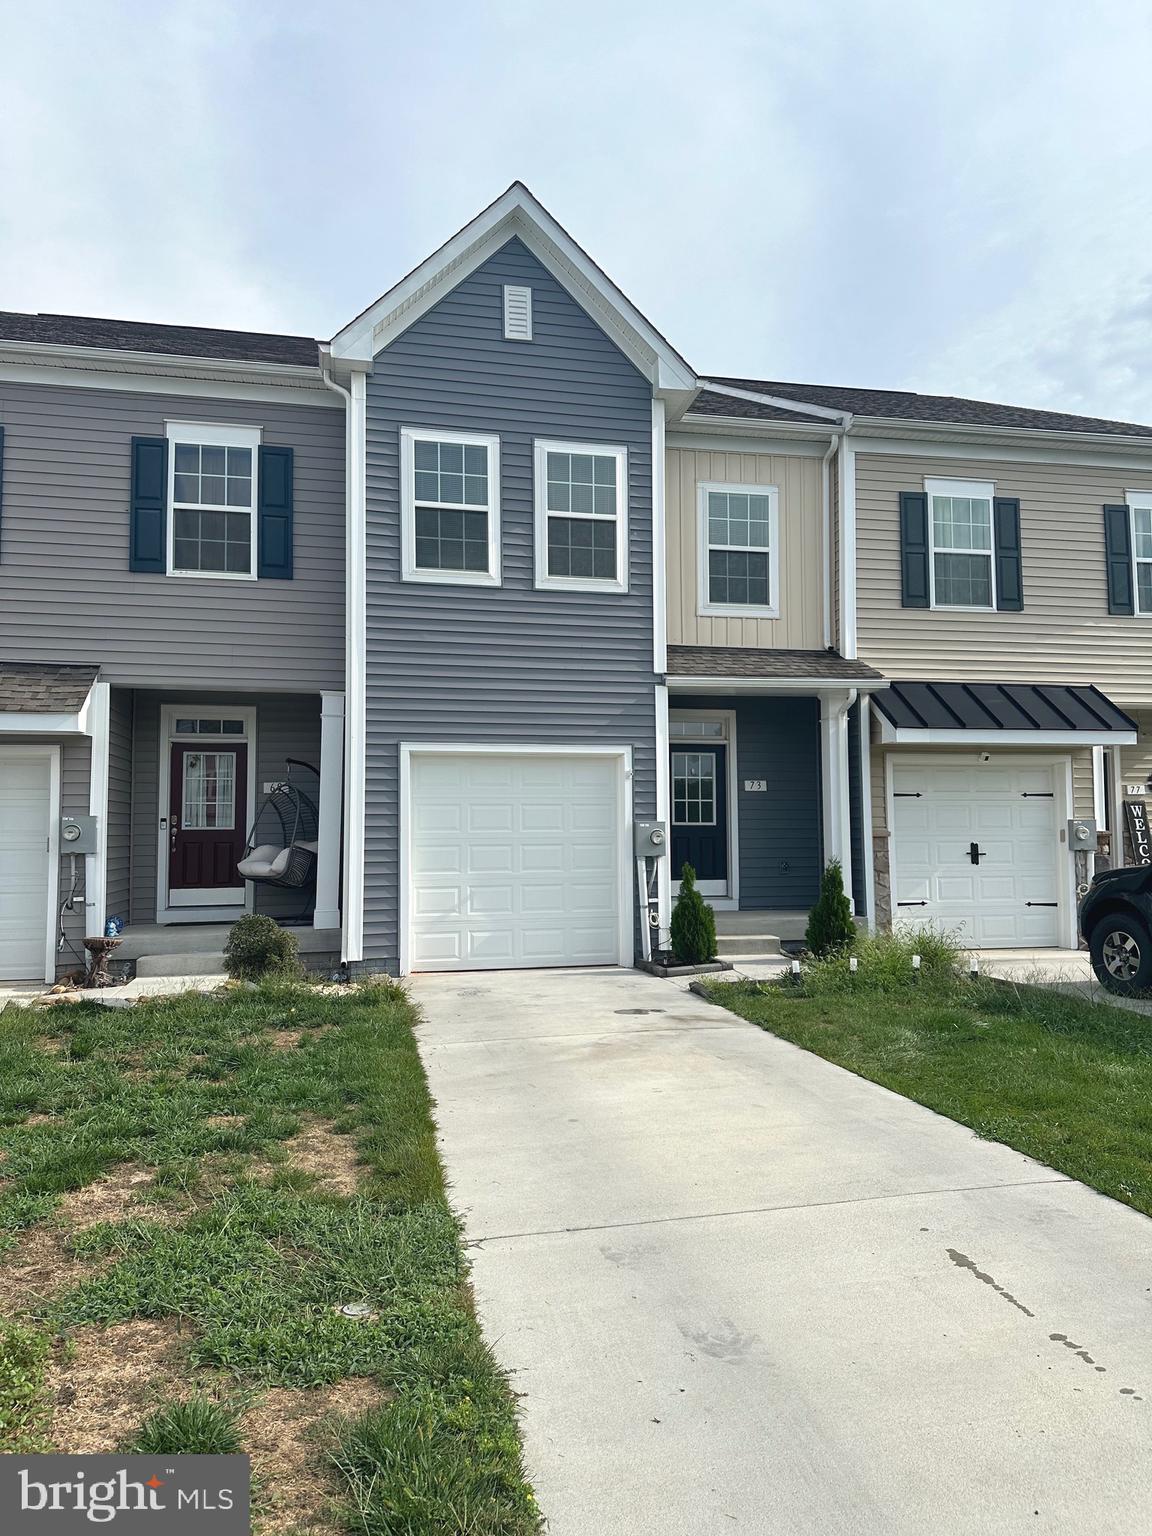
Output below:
[400,428,501,586]
[166,422,260,580]
[926,478,995,609]
[534,440,628,592]
[697,482,779,618]
[1128,496,1152,614]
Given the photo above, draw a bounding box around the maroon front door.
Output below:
[168,743,248,893]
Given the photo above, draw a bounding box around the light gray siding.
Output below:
[128,692,321,923]
[0,380,345,690]
[106,687,133,920]
[362,237,657,969]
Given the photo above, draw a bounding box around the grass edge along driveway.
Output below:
[0,981,540,1536]
[699,968,1152,1221]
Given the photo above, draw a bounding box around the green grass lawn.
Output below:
[0,982,539,1536]
[700,967,1152,1219]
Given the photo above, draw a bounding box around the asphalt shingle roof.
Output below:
[667,646,884,682]
[693,377,1152,439]
[0,663,98,714]
[0,311,321,367]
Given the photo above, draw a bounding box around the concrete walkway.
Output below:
[412,967,1152,1536]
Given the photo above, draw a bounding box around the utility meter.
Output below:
[634,820,668,858]
[1067,819,1096,847]
[60,816,98,854]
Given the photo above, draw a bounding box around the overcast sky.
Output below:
[3,1,1152,421]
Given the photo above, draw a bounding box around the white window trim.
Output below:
[1125,491,1152,616]
[696,481,780,618]
[533,438,629,593]
[165,420,261,582]
[671,747,719,828]
[925,476,996,612]
[668,709,739,908]
[400,427,501,587]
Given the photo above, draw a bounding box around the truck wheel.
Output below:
[1090,913,1152,994]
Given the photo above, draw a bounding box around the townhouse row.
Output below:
[1,184,1150,981]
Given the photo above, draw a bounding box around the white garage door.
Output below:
[0,754,52,980]
[891,757,1065,947]
[408,752,624,972]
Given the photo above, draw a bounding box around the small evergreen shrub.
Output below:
[805,859,856,958]
[125,1397,242,1456]
[669,864,718,965]
[223,914,300,982]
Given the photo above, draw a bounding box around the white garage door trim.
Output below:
[399,742,634,975]
[0,745,62,983]
[885,752,1076,949]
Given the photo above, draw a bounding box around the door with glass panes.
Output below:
[670,716,729,897]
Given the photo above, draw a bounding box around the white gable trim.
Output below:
[329,183,696,400]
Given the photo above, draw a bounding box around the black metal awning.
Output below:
[873,680,1137,743]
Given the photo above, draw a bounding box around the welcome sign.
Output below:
[1124,800,1152,867]
[0,1457,249,1533]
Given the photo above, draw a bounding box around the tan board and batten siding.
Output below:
[856,452,1152,707]
[666,447,826,648]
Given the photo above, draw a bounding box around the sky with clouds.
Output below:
[3,1,1152,421]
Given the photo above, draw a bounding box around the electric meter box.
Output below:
[634,820,668,858]
[60,815,99,854]
[1067,819,1097,848]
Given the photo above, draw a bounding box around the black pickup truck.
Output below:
[1079,866,1152,993]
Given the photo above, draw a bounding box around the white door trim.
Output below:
[669,709,739,908]
[884,750,1076,949]
[156,705,257,923]
[0,744,61,982]
[398,742,634,977]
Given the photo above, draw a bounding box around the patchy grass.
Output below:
[0,983,539,1535]
[700,970,1152,1219]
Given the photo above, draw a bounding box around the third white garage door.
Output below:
[406,751,626,972]
[890,756,1067,947]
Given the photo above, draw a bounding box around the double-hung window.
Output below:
[534,440,628,591]
[401,428,501,586]
[697,482,779,617]
[926,478,995,609]
[166,422,260,579]
[1128,494,1152,614]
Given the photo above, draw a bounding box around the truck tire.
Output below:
[1090,912,1152,994]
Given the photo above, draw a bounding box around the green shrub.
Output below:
[800,927,962,995]
[223,915,300,983]
[669,864,717,965]
[125,1396,243,1456]
[804,859,856,958]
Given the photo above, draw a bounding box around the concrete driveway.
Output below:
[412,967,1152,1536]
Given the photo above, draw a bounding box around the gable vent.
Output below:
[503,284,533,341]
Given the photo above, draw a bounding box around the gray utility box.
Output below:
[1067,819,1097,849]
[634,820,668,858]
[60,815,99,854]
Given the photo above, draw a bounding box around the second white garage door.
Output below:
[890,756,1067,947]
[407,751,625,972]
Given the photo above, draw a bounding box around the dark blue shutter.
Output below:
[129,436,167,573]
[1104,505,1135,615]
[993,497,1023,611]
[899,491,930,607]
[257,445,294,579]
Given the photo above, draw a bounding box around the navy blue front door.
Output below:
[670,745,728,884]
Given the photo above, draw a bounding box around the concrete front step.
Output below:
[715,934,784,959]
[135,951,226,978]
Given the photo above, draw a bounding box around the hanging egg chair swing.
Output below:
[237,759,320,890]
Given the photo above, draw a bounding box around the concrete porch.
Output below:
[710,907,808,960]
[114,920,342,978]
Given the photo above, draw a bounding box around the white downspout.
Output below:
[322,359,367,966]
[838,415,857,659]
[821,435,838,651]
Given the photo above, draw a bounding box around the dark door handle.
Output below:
[969,842,984,865]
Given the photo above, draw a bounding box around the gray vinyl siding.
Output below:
[0,381,345,691]
[128,691,322,923]
[362,237,657,969]
[105,687,133,920]
[675,695,823,910]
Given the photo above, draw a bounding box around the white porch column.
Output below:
[314,692,345,930]
[84,679,111,939]
[819,689,855,909]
